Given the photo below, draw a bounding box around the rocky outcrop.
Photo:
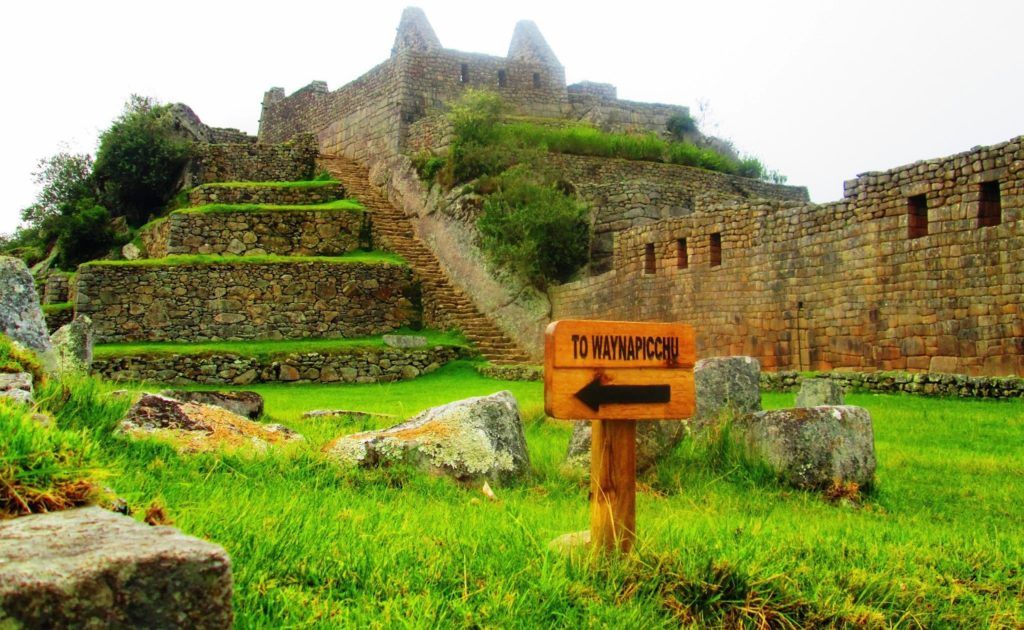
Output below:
[0,507,233,628]
[564,420,687,473]
[734,406,877,491]
[51,316,93,375]
[121,394,301,453]
[795,379,845,407]
[324,391,530,483]
[0,256,55,371]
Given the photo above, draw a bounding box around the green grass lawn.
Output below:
[93,329,469,360]
[30,363,1024,627]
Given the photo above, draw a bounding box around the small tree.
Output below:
[92,96,192,227]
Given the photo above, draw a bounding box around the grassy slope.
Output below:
[38,364,1024,627]
[94,329,470,359]
[79,251,405,268]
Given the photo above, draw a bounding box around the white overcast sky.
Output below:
[2,0,1022,234]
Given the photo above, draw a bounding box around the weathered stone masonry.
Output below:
[188,183,346,206]
[93,346,463,385]
[163,210,366,257]
[185,134,318,186]
[76,261,416,343]
[550,137,1024,377]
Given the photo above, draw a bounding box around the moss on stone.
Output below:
[176,199,364,215]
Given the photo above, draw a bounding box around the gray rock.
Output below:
[0,388,33,406]
[51,315,93,375]
[0,256,55,371]
[0,372,33,392]
[382,334,428,348]
[694,356,762,427]
[0,506,233,628]
[325,391,530,483]
[734,406,876,490]
[796,379,845,407]
[159,390,264,419]
[302,409,396,421]
[564,419,687,472]
[122,242,141,260]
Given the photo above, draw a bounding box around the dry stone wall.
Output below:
[76,261,415,343]
[188,183,346,206]
[185,135,318,186]
[762,371,1024,399]
[93,346,462,385]
[43,272,71,304]
[545,154,809,271]
[138,219,171,258]
[163,211,365,257]
[550,137,1024,376]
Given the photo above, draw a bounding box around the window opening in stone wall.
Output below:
[709,233,722,267]
[498,70,507,87]
[907,194,928,238]
[644,243,656,274]
[533,72,541,88]
[676,238,688,269]
[978,180,1002,227]
[460,63,469,83]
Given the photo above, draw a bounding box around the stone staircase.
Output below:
[318,155,532,365]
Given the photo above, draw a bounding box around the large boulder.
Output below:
[795,379,845,407]
[0,256,55,371]
[0,506,233,628]
[564,420,687,473]
[324,391,530,483]
[734,406,876,490]
[121,394,301,453]
[159,390,264,419]
[694,356,762,428]
[51,315,93,375]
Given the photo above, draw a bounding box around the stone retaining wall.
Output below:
[761,371,1024,399]
[75,261,415,343]
[164,210,366,257]
[185,135,318,186]
[43,273,71,304]
[188,183,346,206]
[93,346,462,385]
[138,219,171,258]
[43,305,73,334]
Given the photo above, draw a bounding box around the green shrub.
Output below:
[477,166,589,287]
[92,96,193,227]
[666,112,698,139]
[0,401,103,517]
[55,199,119,268]
[411,151,447,185]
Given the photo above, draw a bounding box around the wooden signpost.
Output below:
[545,320,696,553]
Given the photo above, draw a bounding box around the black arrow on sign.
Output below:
[574,377,671,412]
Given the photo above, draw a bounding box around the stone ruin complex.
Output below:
[48,7,1021,379]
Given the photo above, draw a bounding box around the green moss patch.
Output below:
[80,251,405,268]
[176,199,364,215]
[94,329,469,359]
[41,302,73,314]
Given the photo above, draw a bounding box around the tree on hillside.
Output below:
[92,95,192,227]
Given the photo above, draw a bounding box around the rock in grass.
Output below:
[159,390,264,419]
[302,409,396,421]
[382,334,428,349]
[51,315,93,375]
[0,256,55,372]
[795,379,845,407]
[694,356,762,428]
[0,372,33,406]
[564,420,687,472]
[324,391,530,483]
[121,394,301,453]
[0,506,233,628]
[733,406,876,490]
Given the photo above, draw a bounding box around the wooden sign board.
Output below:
[544,320,696,421]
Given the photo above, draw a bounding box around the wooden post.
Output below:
[590,419,637,553]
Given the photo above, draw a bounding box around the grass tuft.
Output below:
[176,199,364,214]
[79,250,406,268]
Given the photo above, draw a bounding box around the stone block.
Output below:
[694,356,762,426]
[795,379,845,407]
[0,507,233,628]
